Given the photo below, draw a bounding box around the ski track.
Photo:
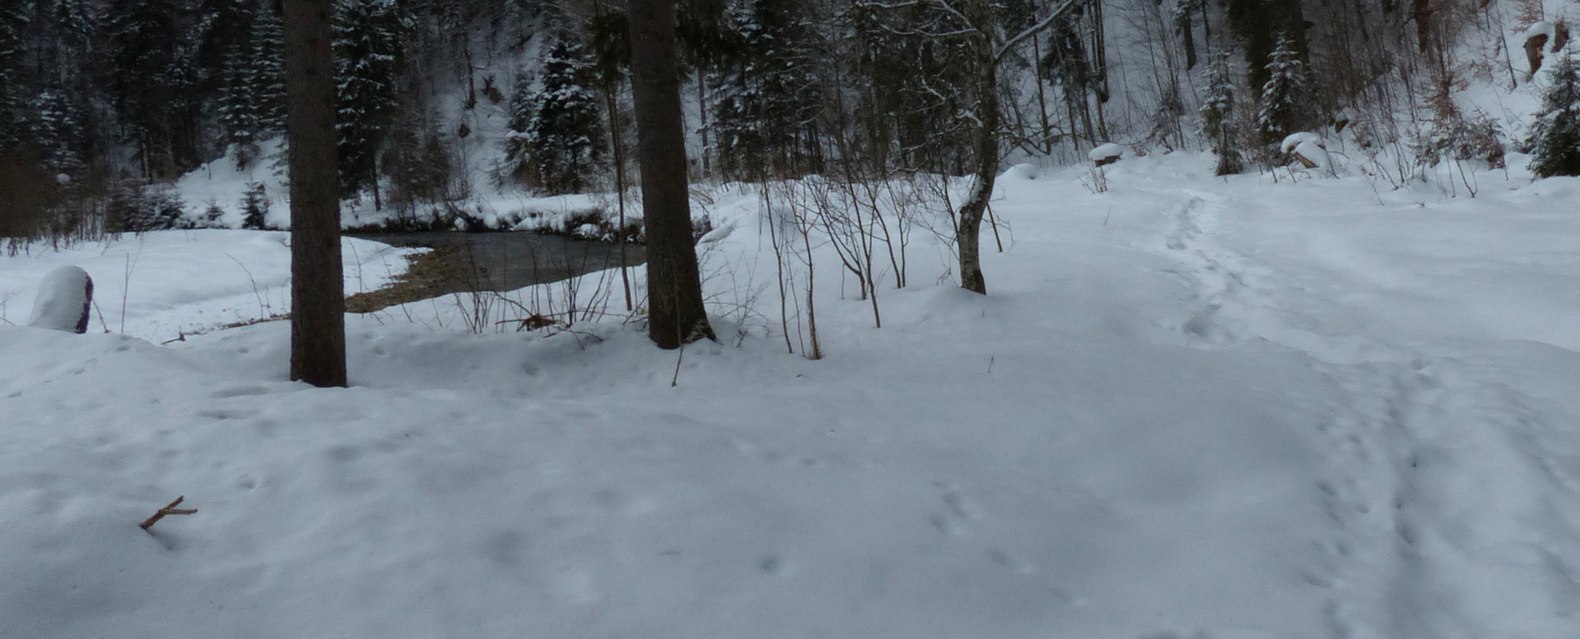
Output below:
[1150,188,1580,639]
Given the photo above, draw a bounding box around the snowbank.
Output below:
[0,231,419,341]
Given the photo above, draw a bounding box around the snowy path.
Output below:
[1135,178,1580,639]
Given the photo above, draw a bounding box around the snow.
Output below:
[1278,131,1319,154]
[1522,20,1556,44]
[4,155,1580,638]
[1088,142,1124,162]
[27,266,92,333]
[1001,163,1042,180]
[0,231,420,341]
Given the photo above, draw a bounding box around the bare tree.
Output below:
[626,0,715,348]
[284,0,347,387]
[858,0,1082,294]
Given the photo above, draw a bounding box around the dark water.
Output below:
[352,231,645,292]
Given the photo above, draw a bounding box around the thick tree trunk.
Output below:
[627,0,715,348]
[284,0,347,387]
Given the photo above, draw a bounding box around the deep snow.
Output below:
[3,155,1579,639]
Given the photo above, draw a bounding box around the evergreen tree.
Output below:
[1529,50,1580,178]
[247,10,286,133]
[240,181,269,229]
[334,0,410,205]
[1257,33,1309,150]
[217,7,285,166]
[0,6,26,149]
[105,0,203,179]
[711,0,822,179]
[507,39,605,194]
[32,89,85,178]
[1201,50,1243,176]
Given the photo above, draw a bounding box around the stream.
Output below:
[345,231,645,311]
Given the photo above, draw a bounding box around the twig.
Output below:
[139,496,198,530]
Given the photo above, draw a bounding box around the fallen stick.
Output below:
[139,496,198,530]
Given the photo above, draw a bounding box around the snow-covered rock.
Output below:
[1089,143,1124,166]
[27,266,92,334]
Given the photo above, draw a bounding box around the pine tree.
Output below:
[105,0,203,178]
[0,6,26,149]
[334,0,410,206]
[1529,50,1580,178]
[1201,50,1243,176]
[711,0,822,179]
[217,7,285,167]
[240,181,269,229]
[508,39,605,194]
[1257,33,1309,150]
[32,89,85,178]
[247,10,286,134]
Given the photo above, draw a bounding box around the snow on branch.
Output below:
[994,0,1085,65]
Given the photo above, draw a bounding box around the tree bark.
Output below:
[627,0,715,348]
[957,5,1000,295]
[284,0,347,387]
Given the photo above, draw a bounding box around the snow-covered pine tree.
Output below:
[0,6,26,149]
[1201,50,1243,176]
[334,0,410,207]
[711,0,822,179]
[218,50,262,151]
[217,6,285,169]
[247,9,286,135]
[508,39,605,194]
[1257,32,1309,152]
[32,89,85,178]
[1529,49,1580,178]
[105,0,203,179]
[240,181,269,230]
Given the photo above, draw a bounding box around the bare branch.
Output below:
[994,0,1085,65]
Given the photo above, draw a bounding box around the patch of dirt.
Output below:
[345,246,470,313]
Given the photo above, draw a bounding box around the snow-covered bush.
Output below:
[106,184,186,233]
[1417,112,1506,170]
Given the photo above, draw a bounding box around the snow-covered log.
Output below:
[1089,143,1124,167]
[1280,132,1329,170]
[27,266,93,334]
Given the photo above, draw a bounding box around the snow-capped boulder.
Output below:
[1089,143,1124,167]
[28,266,93,334]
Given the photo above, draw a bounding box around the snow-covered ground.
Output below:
[3,155,1579,638]
[0,230,419,341]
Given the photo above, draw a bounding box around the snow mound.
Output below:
[1001,163,1042,180]
[27,266,92,334]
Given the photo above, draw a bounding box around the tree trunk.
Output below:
[284,0,347,387]
[957,12,999,296]
[627,0,715,349]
